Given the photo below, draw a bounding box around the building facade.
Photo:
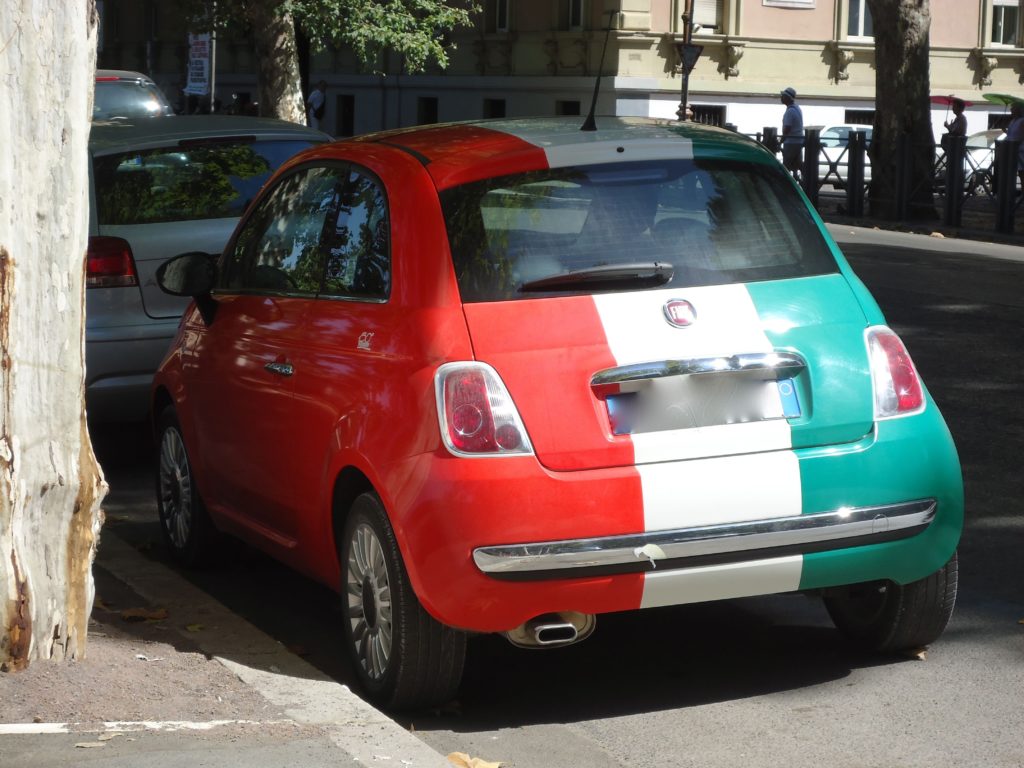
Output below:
[97,0,1024,140]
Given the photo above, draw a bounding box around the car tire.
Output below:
[340,491,466,711]
[824,551,958,653]
[155,407,218,567]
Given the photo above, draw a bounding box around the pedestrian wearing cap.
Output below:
[780,86,804,177]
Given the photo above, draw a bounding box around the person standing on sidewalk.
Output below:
[307,80,327,130]
[943,98,967,138]
[780,86,804,178]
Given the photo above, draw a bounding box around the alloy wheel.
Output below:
[346,523,394,681]
[158,427,192,550]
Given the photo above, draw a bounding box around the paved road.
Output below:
[95,226,1024,768]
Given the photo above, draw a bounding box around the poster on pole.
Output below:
[184,33,211,96]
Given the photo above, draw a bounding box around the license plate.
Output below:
[606,377,801,435]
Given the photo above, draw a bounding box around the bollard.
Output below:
[847,131,867,218]
[994,139,1018,234]
[801,128,820,207]
[942,135,966,227]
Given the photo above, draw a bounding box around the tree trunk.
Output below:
[247,2,306,124]
[0,1,106,669]
[866,0,936,220]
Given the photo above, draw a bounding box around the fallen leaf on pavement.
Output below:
[98,733,122,742]
[1017,618,1024,625]
[185,623,205,632]
[135,654,164,662]
[447,752,502,768]
[120,607,168,623]
[930,231,945,238]
[75,742,106,749]
[902,647,927,661]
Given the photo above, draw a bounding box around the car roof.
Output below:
[95,69,157,83]
[311,116,768,190]
[89,115,330,154]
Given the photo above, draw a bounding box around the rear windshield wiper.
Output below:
[519,262,674,293]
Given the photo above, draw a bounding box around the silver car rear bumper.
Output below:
[473,499,936,580]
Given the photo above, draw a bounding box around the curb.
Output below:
[97,533,451,767]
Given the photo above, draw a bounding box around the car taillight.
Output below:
[87,236,139,288]
[867,326,924,418]
[435,362,533,457]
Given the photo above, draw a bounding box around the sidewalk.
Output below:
[0,523,452,767]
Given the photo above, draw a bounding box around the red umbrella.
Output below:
[930,94,973,107]
[930,94,972,124]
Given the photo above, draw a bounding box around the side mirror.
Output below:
[156,252,217,297]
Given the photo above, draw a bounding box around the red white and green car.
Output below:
[152,117,963,710]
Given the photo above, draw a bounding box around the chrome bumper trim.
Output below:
[472,499,936,581]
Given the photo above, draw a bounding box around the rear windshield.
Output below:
[94,80,172,120]
[441,159,838,302]
[93,140,316,225]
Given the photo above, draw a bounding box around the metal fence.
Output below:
[742,126,1023,235]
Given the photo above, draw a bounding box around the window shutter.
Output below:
[693,0,722,30]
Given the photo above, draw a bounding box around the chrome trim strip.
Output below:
[472,500,936,576]
[590,352,806,393]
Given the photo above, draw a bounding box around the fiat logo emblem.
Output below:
[664,299,697,328]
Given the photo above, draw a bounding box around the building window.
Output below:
[483,98,506,119]
[693,0,723,32]
[559,0,584,30]
[335,94,355,137]
[992,0,1019,45]
[417,97,439,125]
[556,100,581,116]
[486,0,509,33]
[844,109,874,126]
[692,105,726,126]
[847,0,873,38]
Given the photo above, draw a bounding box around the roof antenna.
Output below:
[581,11,619,132]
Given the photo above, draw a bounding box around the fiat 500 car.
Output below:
[152,117,962,711]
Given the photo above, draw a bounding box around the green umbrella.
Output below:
[982,93,1024,107]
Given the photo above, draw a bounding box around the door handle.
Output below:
[264,361,294,377]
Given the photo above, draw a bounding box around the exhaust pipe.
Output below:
[504,612,596,649]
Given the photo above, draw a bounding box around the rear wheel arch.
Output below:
[331,466,375,565]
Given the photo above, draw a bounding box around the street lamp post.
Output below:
[676,0,702,122]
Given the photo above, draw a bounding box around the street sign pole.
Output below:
[677,0,702,121]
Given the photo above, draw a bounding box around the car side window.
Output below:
[221,165,344,295]
[321,167,391,300]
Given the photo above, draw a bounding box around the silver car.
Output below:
[94,69,175,120]
[86,116,329,422]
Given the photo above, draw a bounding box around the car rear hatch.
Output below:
[90,135,319,319]
[442,155,875,471]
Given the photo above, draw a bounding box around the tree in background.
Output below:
[185,0,478,124]
[866,0,936,220]
[1,2,106,669]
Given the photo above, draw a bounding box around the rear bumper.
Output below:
[473,499,936,580]
[383,406,962,633]
[85,321,178,422]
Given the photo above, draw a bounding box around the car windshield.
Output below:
[93,140,317,225]
[94,80,171,120]
[441,159,837,302]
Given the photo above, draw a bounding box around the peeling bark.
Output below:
[0,1,107,668]
[247,4,306,124]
